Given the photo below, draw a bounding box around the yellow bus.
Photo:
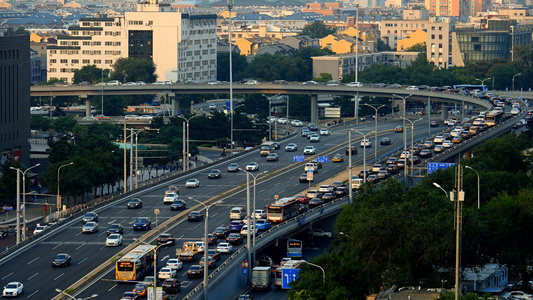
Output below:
[116,245,156,281]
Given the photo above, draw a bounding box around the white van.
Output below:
[352,178,364,190]
[230,207,246,220]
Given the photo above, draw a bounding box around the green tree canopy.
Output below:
[302,22,337,38]
[110,57,158,83]
[73,65,110,84]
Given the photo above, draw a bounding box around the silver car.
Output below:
[82,221,98,233]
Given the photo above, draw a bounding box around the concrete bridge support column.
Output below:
[440,103,448,121]
[170,93,180,116]
[82,96,91,117]
[310,94,318,124]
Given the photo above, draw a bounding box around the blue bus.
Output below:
[453,84,488,92]
[287,239,303,258]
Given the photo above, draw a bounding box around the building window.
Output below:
[50,59,57,63]
[473,44,481,51]
[60,59,68,63]
[83,59,90,64]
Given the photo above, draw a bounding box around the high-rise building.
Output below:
[0,35,31,167]
[47,1,217,84]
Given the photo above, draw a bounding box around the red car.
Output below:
[297,195,309,204]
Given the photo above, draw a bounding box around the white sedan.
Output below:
[442,140,453,148]
[216,242,233,254]
[158,267,177,279]
[3,282,23,297]
[166,258,183,270]
[303,146,316,155]
[277,117,288,124]
[245,162,259,171]
[319,128,329,136]
[360,139,372,147]
[163,192,179,204]
[291,120,303,127]
[185,179,200,188]
[106,234,123,247]
[312,229,332,238]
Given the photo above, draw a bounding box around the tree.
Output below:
[73,65,109,84]
[93,95,127,116]
[377,38,392,51]
[314,73,333,82]
[404,42,426,53]
[48,140,76,164]
[217,52,248,82]
[110,57,157,83]
[302,22,337,38]
[5,26,29,36]
[294,47,335,81]
[53,115,78,133]
[288,94,312,121]
[31,115,52,131]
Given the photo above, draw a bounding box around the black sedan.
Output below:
[299,173,309,183]
[170,199,187,210]
[226,233,244,245]
[380,137,391,145]
[308,198,324,209]
[207,249,221,261]
[188,211,204,222]
[208,169,222,179]
[52,253,71,267]
[430,121,439,127]
[133,217,151,231]
[127,198,143,209]
[107,224,123,235]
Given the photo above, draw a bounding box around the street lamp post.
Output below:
[393,94,412,182]
[57,162,74,213]
[135,239,172,300]
[177,115,200,172]
[465,166,480,209]
[401,117,423,179]
[228,0,234,155]
[355,4,359,83]
[348,130,374,202]
[241,169,267,268]
[10,163,40,242]
[300,261,326,285]
[188,197,220,300]
[101,68,104,116]
[268,95,272,141]
[364,103,385,159]
[512,73,522,91]
[475,77,492,88]
[55,288,97,300]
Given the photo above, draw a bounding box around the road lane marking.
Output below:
[52,243,62,249]
[108,219,117,224]
[75,232,82,236]
[279,190,285,193]
[53,273,64,281]
[27,257,39,265]
[75,243,85,250]
[98,231,106,236]
[78,258,87,265]
[27,272,39,280]
[274,182,281,186]
[26,289,39,298]
[108,284,117,291]
[161,255,169,261]
[257,189,266,193]
[2,272,13,280]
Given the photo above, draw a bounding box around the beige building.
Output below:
[48,0,217,83]
[380,19,429,50]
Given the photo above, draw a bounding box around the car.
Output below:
[195,241,206,253]
[82,116,98,121]
[277,117,288,124]
[227,163,239,172]
[107,223,123,235]
[200,256,217,269]
[127,198,143,209]
[299,173,309,183]
[367,174,380,184]
[408,156,421,165]
[82,211,98,224]
[386,157,398,165]
[213,226,230,239]
[378,170,390,179]
[217,242,233,254]
[52,253,71,267]
[228,220,245,231]
[162,278,181,294]
[254,209,267,219]
[244,80,259,85]
[266,153,279,161]
[442,140,453,148]
[207,81,221,86]
[460,131,471,139]
[511,107,521,115]
[291,120,303,127]
[419,149,432,158]
[240,225,258,236]
[106,233,123,246]
[308,124,318,131]
[120,291,138,300]
[134,81,146,85]
[308,198,324,208]
[157,233,174,245]
[360,139,372,147]
[165,185,179,195]
[2,282,23,298]
[133,282,148,296]
[372,164,383,173]
[380,137,391,145]
[303,146,316,155]
[285,143,297,151]
[187,265,204,278]
[272,142,281,150]
[400,151,411,159]
[303,80,318,85]
[237,295,254,300]
[332,154,344,162]
[123,82,136,86]
[430,121,439,127]
[312,229,332,237]
[322,193,335,202]
[33,225,48,235]
[396,159,406,169]
[326,80,339,86]
[208,169,221,179]
[318,185,334,193]
[188,211,204,222]
[452,136,463,143]
[142,276,155,286]
[309,134,320,142]
[434,145,444,153]
[106,80,122,86]
[507,291,533,300]
[94,114,110,120]
[158,267,177,280]
[170,199,187,210]
[163,192,179,204]
[405,85,419,91]
[306,189,321,199]
[82,221,98,233]
[395,125,403,132]
[227,233,244,245]
[319,128,330,136]
[202,233,218,245]
[386,164,399,174]
[423,141,435,149]
[133,217,151,230]
[346,82,363,87]
[334,186,348,197]
[433,136,444,144]
[185,179,200,188]
[207,249,221,261]
[301,129,310,137]
[245,162,259,171]
[346,146,357,155]
[255,219,272,230]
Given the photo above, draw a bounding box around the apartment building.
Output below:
[380,19,429,50]
[47,0,217,83]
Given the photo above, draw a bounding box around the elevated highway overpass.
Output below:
[31,84,500,123]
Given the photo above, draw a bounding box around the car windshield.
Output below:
[215,228,225,232]
[56,254,67,259]
[137,218,147,222]
[110,225,120,229]
[173,200,183,204]
[108,234,119,239]
[6,284,18,288]
[85,213,94,217]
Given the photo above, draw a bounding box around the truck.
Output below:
[304,162,318,173]
[176,241,198,261]
[252,266,272,291]
[260,142,275,156]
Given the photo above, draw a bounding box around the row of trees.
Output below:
[289,128,533,299]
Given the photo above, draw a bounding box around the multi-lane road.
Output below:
[0,117,476,299]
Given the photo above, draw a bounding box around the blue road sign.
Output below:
[293,155,305,162]
[428,162,456,174]
[226,101,230,110]
[3,207,13,211]
[316,156,329,163]
[300,216,306,226]
[242,268,248,275]
[282,268,300,289]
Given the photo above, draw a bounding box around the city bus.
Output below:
[116,244,156,281]
[287,239,303,258]
[267,197,302,223]
[485,110,504,126]
[274,260,305,289]
[453,84,488,93]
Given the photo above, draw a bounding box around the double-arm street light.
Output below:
[475,77,492,88]
[240,169,268,268]
[178,115,200,172]
[55,288,97,300]
[300,261,326,285]
[188,197,221,300]
[512,73,522,91]
[401,117,423,179]
[228,0,234,155]
[465,166,480,209]
[134,238,172,299]
[57,162,74,213]
[393,94,412,182]
[348,130,374,202]
[364,103,385,160]
[10,163,40,244]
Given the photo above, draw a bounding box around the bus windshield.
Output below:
[267,206,282,213]
[117,262,134,271]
